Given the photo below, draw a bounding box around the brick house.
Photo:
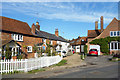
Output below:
[86,16,120,54]
[0,16,69,59]
[69,36,87,53]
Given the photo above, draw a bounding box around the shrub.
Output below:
[84,45,88,54]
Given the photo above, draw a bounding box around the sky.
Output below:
[1,2,118,40]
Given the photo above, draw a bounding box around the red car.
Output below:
[72,50,75,54]
[89,49,98,55]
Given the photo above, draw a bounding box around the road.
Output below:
[50,63,119,78]
[49,56,119,78]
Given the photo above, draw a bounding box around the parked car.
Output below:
[72,50,75,54]
[89,49,98,56]
[57,50,67,57]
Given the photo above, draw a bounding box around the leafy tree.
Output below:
[5,44,12,59]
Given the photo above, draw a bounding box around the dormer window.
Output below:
[11,34,23,41]
[81,39,84,41]
[50,40,53,45]
[42,39,46,43]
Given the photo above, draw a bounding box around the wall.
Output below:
[76,45,80,53]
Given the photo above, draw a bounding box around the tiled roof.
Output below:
[70,37,87,45]
[0,16,68,42]
[0,16,36,36]
[35,29,68,42]
[87,29,101,38]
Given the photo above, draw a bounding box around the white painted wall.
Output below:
[90,45,100,55]
[81,45,84,53]
[76,45,80,53]
[56,41,70,53]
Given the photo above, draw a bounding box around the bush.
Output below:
[84,45,88,54]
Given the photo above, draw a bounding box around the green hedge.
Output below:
[89,36,120,53]
[84,45,88,54]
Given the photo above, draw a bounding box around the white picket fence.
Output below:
[0,55,62,74]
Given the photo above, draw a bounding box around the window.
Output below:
[118,43,120,49]
[11,34,23,41]
[71,41,75,43]
[114,32,116,36]
[110,31,120,37]
[110,32,113,36]
[115,43,117,49]
[77,47,79,49]
[50,41,53,45]
[27,46,32,52]
[117,31,120,36]
[42,39,46,43]
[111,43,113,49]
[82,39,84,41]
[110,42,120,50]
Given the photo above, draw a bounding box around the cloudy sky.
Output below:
[1,2,118,40]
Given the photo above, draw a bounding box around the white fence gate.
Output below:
[0,55,62,74]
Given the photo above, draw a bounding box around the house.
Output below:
[86,16,120,54]
[69,36,87,53]
[0,16,70,59]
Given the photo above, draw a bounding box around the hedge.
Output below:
[84,45,88,54]
[89,36,120,53]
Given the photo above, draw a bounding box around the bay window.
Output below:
[110,41,120,50]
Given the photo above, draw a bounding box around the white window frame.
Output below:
[27,46,32,52]
[110,31,120,37]
[42,39,46,43]
[11,34,23,41]
[81,39,84,41]
[50,41,53,45]
[110,41,120,50]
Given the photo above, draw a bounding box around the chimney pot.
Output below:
[36,22,39,25]
[36,22,40,30]
[55,29,59,37]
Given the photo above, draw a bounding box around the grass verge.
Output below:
[55,59,67,66]
[28,68,46,73]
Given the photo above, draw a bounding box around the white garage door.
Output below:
[90,45,100,55]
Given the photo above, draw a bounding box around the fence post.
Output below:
[1,60,2,74]
[24,59,28,72]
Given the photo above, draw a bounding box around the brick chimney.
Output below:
[31,23,35,34]
[100,16,103,32]
[36,22,40,30]
[55,29,59,37]
[95,21,98,30]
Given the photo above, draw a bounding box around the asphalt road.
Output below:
[50,63,119,78]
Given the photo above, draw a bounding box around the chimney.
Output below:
[31,23,35,34]
[36,22,40,30]
[55,29,59,37]
[100,16,103,32]
[95,21,98,30]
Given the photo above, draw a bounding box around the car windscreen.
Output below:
[57,51,61,53]
[90,49,97,51]
[62,51,66,53]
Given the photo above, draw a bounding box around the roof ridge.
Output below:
[1,16,27,24]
